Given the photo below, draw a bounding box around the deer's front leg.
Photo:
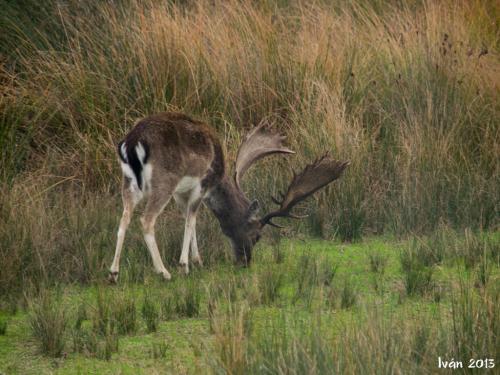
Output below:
[179,198,201,274]
[190,226,203,266]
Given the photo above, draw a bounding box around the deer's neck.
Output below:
[204,176,249,238]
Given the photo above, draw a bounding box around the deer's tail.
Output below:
[117,140,150,191]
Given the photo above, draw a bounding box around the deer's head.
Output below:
[231,122,349,265]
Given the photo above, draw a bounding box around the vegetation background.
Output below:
[0,0,498,373]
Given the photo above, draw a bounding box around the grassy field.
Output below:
[0,0,498,373]
[0,232,498,374]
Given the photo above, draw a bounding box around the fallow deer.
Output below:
[109,112,348,282]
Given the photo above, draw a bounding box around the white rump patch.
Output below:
[120,142,128,162]
[120,141,153,197]
[120,162,144,203]
[120,161,135,182]
[136,142,147,164]
[135,142,153,193]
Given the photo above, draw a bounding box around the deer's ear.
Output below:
[247,200,260,221]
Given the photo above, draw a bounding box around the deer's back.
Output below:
[121,112,225,188]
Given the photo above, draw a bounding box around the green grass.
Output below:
[0,235,498,374]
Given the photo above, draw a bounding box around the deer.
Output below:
[108,112,348,282]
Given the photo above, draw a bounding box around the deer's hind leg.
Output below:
[109,178,142,283]
[140,179,177,281]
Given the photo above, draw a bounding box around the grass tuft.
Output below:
[114,293,137,335]
[400,245,435,297]
[293,251,338,305]
[150,341,169,360]
[340,278,358,309]
[0,318,7,335]
[369,250,388,274]
[142,293,160,333]
[174,279,202,318]
[29,291,68,357]
[209,299,252,374]
[257,265,284,305]
[451,279,499,362]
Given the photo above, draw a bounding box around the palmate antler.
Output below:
[260,154,349,227]
[234,121,295,189]
[234,121,349,228]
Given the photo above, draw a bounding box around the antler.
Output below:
[261,154,349,227]
[235,121,295,189]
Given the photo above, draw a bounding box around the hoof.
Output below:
[192,256,203,267]
[179,262,189,275]
[108,271,119,284]
[159,270,172,281]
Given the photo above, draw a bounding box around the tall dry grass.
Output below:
[0,0,498,296]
